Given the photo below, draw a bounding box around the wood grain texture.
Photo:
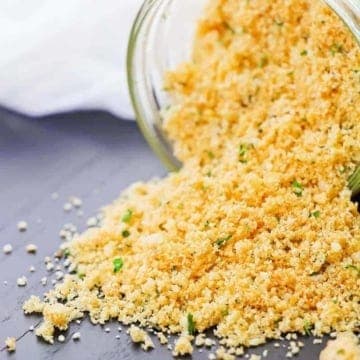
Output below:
[0,107,328,359]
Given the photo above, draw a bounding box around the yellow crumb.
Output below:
[5,337,16,352]
[157,332,168,345]
[172,335,193,357]
[128,325,154,351]
[216,346,235,360]
[320,332,360,360]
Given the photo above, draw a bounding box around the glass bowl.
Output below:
[127,0,360,171]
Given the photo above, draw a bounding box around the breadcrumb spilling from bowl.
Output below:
[23,0,359,356]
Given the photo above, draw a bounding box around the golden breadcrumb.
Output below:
[5,337,16,353]
[24,0,359,355]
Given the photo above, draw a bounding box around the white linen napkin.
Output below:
[0,0,143,119]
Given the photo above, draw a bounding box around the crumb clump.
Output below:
[5,337,16,352]
[24,0,359,355]
[320,333,360,360]
[128,325,154,351]
[173,335,193,356]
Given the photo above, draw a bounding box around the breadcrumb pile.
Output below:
[24,0,359,355]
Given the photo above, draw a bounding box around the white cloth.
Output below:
[0,0,143,119]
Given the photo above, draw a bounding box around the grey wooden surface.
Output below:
[0,108,328,359]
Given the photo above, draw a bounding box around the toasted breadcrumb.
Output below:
[157,332,169,345]
[216,346,235,360]
[173,335,193,357]
[5,337,16,352]
[24,0,359,354]
[320,333,360,360]
[128,325,154,351]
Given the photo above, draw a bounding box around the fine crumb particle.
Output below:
[262,349,269,357]
[320,332,360,360]
[235,347,245,356]
[63,203,72,212]
[157,332,168,345]
[204,338,215,347]
[172,335,193,357]
[118,326,122,332]
[86,217,98,228]
[274,343,280,348]
[116,335,121,339]
[3,244,13,254]
[208,354,216,360]
[17,221,28,232]
[72,332,81,341]
[313,338,323,344]
[104,327,110,333]
[5,337,16,352]
[195,334,206,347]
[69,196,82,208]
[128,325,154,351]
[29,325,35,331]
[46,262,54,271]
[29,266,36,272]
[26,244,38,254]
[58,334,65,343]
[76,320,81,325]
[40,277,47,286]
[249,355,262,360]
[216,346,235,360]
[17,276,27,287]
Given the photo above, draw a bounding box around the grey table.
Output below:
[0,107,329,359]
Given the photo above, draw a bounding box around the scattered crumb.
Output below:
[72,332,81,341]
[104,327,110,333]
[86,217,98,228]
[5,337,16,352]
[3,243,13,254]
[17,221,28,232]
[216,346,235,360]
[128,325,154,351]
[69,196,82,208]
[17,276,27,287]
[63,203,72,212]
[58,334,65,343]
[26,244,38,253]
[157,332,168,344]
[195,334,206,347]
[173,335,193,356]
[40,277,47,286]
[313,338,323,344]
[29,266,36,272]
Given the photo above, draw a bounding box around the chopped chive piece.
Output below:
[330,43,343,55]
[348,166,360,197]
[300,50,308,56]
[113,258,124,273]
[122,230,130,238]
[122,209,133,223]
[292,180,304,197]
[187,313,196,335]
[206,150,215,159]
[64,248,71,258]
[215,234,232,247]
[78,272,85,280]
[310,210,320,218]
[303,320,312,336]
[239,143,252,163]
[223,21,235,33]
[344,264,360,276]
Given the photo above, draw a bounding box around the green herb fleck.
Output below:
[78,272,85,280]
[274,19,284,26]
[187,313,196,335]
[113,258,124,273]
[122,230,130,238]
[64,248,71,258]
[215,234,232,247]
[303,320,312,336]
[122,209,133,223]
[259,55,269,68]
[337,349,345,355]
[344,264,360,276]
[223,21,235,34]
[300,50,308,56]
[239,143,252,163]
[206,150,215,159]
[310,210,320,218]
[292,180,304,197]
[221,307,229,317]
[330,43,343,55]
